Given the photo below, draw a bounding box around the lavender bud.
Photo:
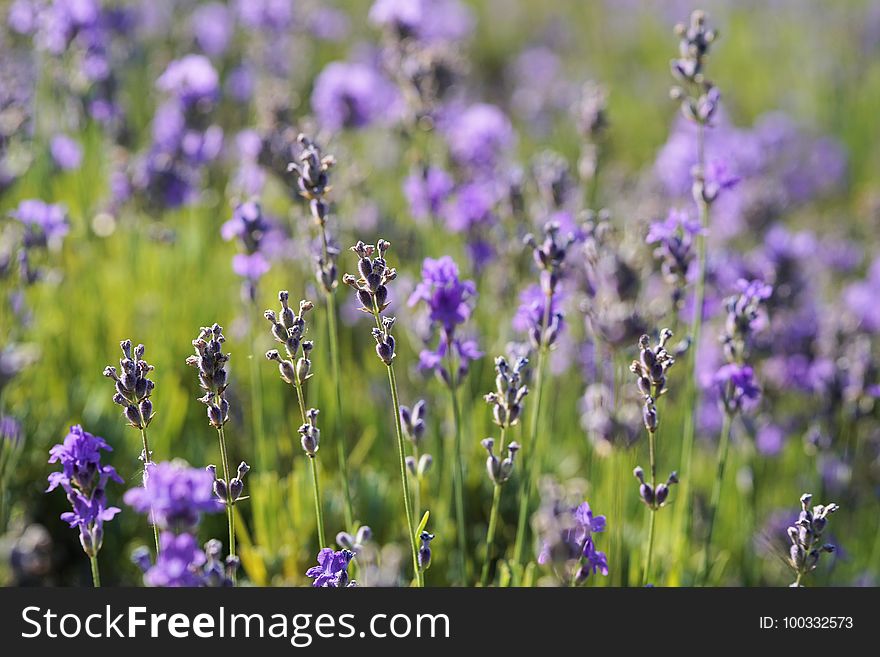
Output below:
[417,530,434,572]
[417,453,433,477]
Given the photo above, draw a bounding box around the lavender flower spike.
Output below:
[787,493,839,587]
[47,426,122,585]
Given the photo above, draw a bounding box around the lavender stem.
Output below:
[445,349,469,585]
[481,425,507,587]
[699,410,732,584]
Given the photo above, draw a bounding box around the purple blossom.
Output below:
[191,3,233,57]
[513,284,565,335]
[404,167,454,221]
[306,548,356,587]
[368,0,474,43]
[11,199,69,243]
[441,181,498,233]
[235,0,295,32]
[124,461,222,532]
[647,208,703,245]
[714,363,761,413]
[311,61,398,131]
[156,55,219,108]
[232,252,270,281]
[408,256,476,332]
[142,531,207,587]
[756,423,785,456]
[0,415,22,446]
[417,333,483,382]
[49,134,83,170]
[443,103,514,172]
[46,425,122,557]
[536,494,609,584]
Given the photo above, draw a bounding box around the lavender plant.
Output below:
[667,9,725,576]
[700,280,771,582]
[401,400,432,529]
[630,330,679,585]
[512,222,573,571]
[343,239,422,586]
[47,426,122,587]
[103,340,160,554]
[186,323,244,583]
[408,255,481,582]
[787,494,839,587]
[480,355,528,586]
[265,291,326,548]
[307,548,357,587]
[125,460,235,587]
[287,133,354,532]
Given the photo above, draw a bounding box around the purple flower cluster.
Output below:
[47,426,122,558]
[442,103,514,173]
[131,55,223,209]
[221,200,275,301]
[647,208,703,307]
[535,485,609,584]
[306,548,356,587]
[409,256,482,384]
[124,461,222,532]
[311,61,399,132]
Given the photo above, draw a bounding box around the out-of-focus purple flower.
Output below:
[11,199,69,243]
[0,415,22,446]
[404,167,454,221]
[226,65,255,103]
[756,422,785,456]
[306,548,356,587]
[156,55,219,108]
[418,333,483,382]
[232,252,270,280]
[46,425,122,557]
[647,208,703,245]
[513,284,565,336]
[714,363,761,413]
[307,6,350,41]
[311,61,398,131]
[235,0,295,32]
[844,257,880,332]
[124,460,222,533]
[368,0,474,42]
[142,531,207,587]
[191,3,233,57]
[408,256,476,332]
[443,103,514,172]
[49,134,83,170]
[441,181,497,232]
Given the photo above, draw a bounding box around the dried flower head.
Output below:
[103,340,156,435]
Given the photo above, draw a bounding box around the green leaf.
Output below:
[416,510,430,537]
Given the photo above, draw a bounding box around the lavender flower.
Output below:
[103,340,156,437]
[481,437,520,485]
[417,530,434,572]
[787,494,839,587]
[265,292,315,387]
[714,363,761,414]
[47,426,122,559]
[49,134,83,170]
[399,400,427,447]
[647,209,704,308]
[484,356,529,429]
[337,526,372,555]
[124,461,222,532]
[222,200,272,302]
[443,103,514,172]
[521,222,574,349]
[133,533,238,587]
[404,166,454,221]
[311,61,397,131]
[306,548,356,587]
[186,324,231,429]
[534,481,609,585]
[409,256,482,384]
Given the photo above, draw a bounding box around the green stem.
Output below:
[481,425,507,587]
[216,422,236,585]
[308,455,327,548]
[672,121,710,579]
[138,427,161,556]
[700,411,733,585]
[90,554,101,588]
[512,344,548,568]
[325,291,355,531]
[446,350,469,585]
[247,304,270,470]
[643,426,657,587]
[388,364,423,587]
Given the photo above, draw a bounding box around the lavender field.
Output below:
[1,0,878,588]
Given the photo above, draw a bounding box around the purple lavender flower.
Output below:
[306,548,356,587]
[191,3,233,57]
[46,426,122,558]
[404,166,454,221]
[513,284,565,349]
[156,55,219,108]
[443,103,513,172]
[409,256,482,384]
[714,363,761,413]
[222,200,275,300]
[142,531,207,587]
[369,0,474,43]
[49,134,83,170]
[235,0,295,32]
[311,61,398,131]
[11,199,69,244]
[647,208,703,307]
[0,415,22,447]
[124,461,222,532]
